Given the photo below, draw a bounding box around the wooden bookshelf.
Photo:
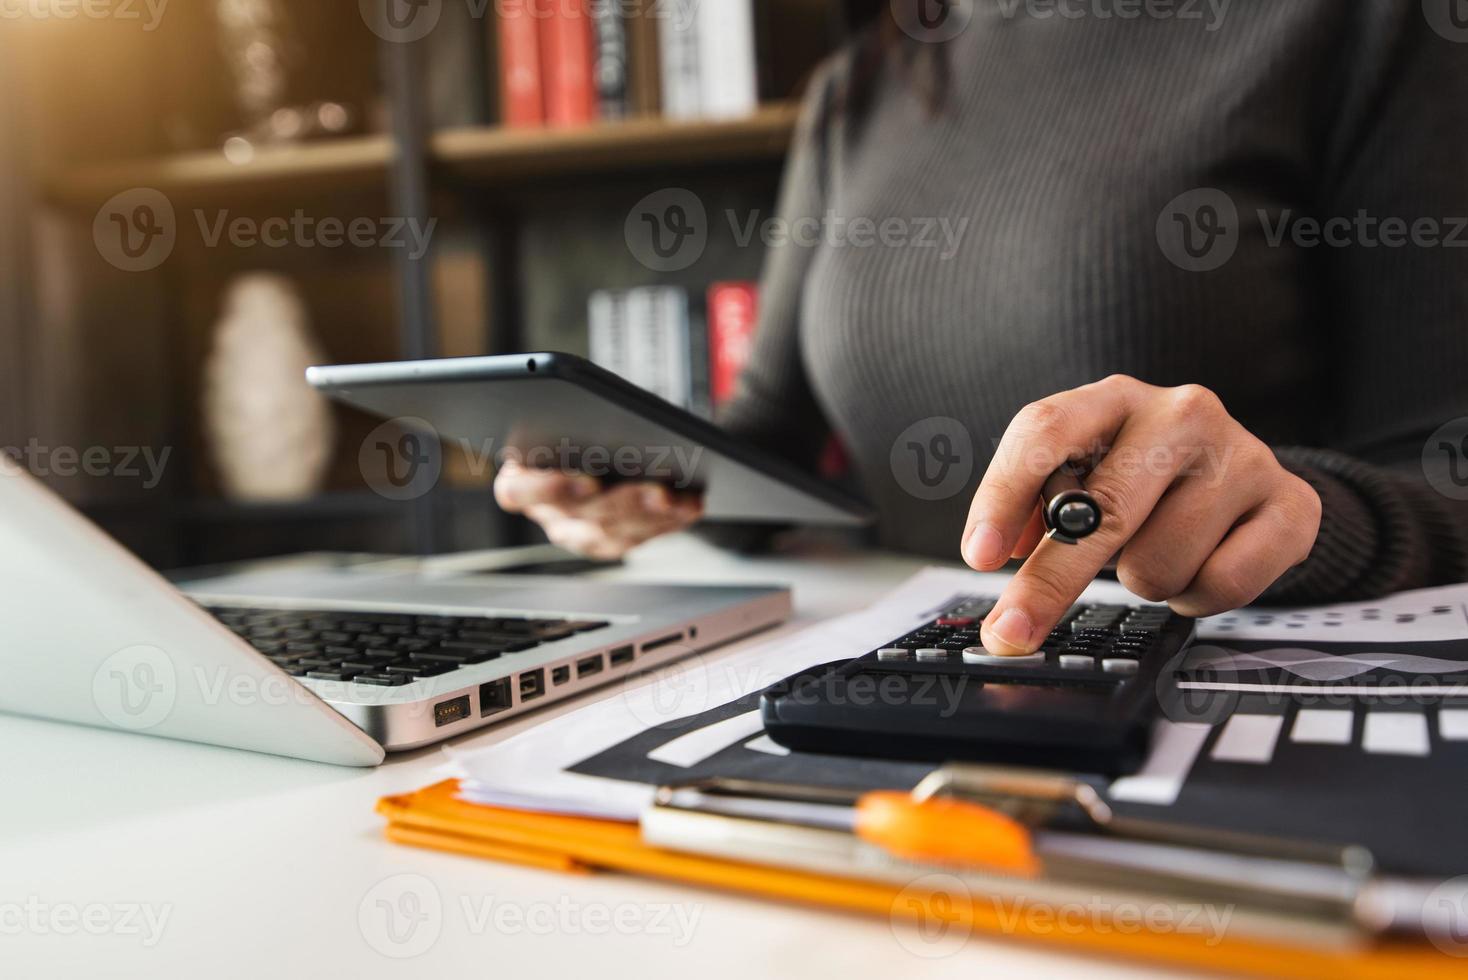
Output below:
[45,134,395,209]
[435,103,800,183]
[43,104,801,209]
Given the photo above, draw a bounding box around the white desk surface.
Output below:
[0,535,1193,979]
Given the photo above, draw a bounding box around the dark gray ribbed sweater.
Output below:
[719,0,1468,602]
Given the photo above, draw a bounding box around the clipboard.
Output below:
[376,780,1459,979]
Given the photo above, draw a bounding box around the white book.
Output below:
[623,287,658,396]
[696,0,758,119]
[658,8,702,120]
[653,287,693,409]
[587,289,629,381]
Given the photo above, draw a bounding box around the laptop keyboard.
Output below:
[204,606,610,686]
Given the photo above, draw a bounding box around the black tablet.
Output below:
[307,352,874,526]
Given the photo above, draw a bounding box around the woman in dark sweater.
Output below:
[497,0,1468,657]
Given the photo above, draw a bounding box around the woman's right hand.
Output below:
[493,459,704,560]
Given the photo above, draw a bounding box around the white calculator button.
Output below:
[877,648,910,662]
[1058,655,1095,670]
[962,647,1045,667]
[1102,658,1140,675]
[915,648,949,662]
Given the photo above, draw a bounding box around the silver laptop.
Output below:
[0,462,790,766]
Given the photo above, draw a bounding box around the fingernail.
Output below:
[963,522,1005,569]
[983,608,1035,656]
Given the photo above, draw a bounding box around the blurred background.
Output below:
[0,0,882,570]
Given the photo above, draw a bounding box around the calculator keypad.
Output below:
[860,596,1182,685]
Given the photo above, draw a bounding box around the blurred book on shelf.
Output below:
[492,0,763,128]
[588,282,760,421]
[497,0,546,127]
[707,281,759,407]
[542,0,598,126]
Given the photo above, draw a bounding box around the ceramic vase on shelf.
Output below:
[203,272,335,503]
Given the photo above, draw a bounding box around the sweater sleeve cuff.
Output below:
[1264,447,1430,604]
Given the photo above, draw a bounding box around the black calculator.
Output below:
[759,595,1198,775]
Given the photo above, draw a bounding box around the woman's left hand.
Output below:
[961,375,1322,656]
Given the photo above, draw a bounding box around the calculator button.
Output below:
[1058,655,1096,670]
[1102,658,1140,675]
[877,648,911,662]
[962,648,1045,667]
[916,648,950,662]
[936,616,975,627]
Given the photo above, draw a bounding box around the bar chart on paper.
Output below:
[1106,589,1468,876]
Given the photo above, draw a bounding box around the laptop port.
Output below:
[609,645,635,667]
[551,665,571,686]
[479,679,512,716]
[434,695,471,727]
[519,669,545,701]
[576,655,603,678]
[642,632,683,653]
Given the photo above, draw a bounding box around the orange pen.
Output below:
[853,790,1043,878]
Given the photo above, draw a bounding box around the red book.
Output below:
[707,282,759,406]
[539,0,597,127]
[497,0,544,127]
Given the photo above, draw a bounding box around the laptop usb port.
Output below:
[609,645,635,667]
[519,669,545,701]
[576,655,603,678]
[434,695,471,727]
[641,632,683,653]
[479,679,511,716]
[551,665,571,686]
